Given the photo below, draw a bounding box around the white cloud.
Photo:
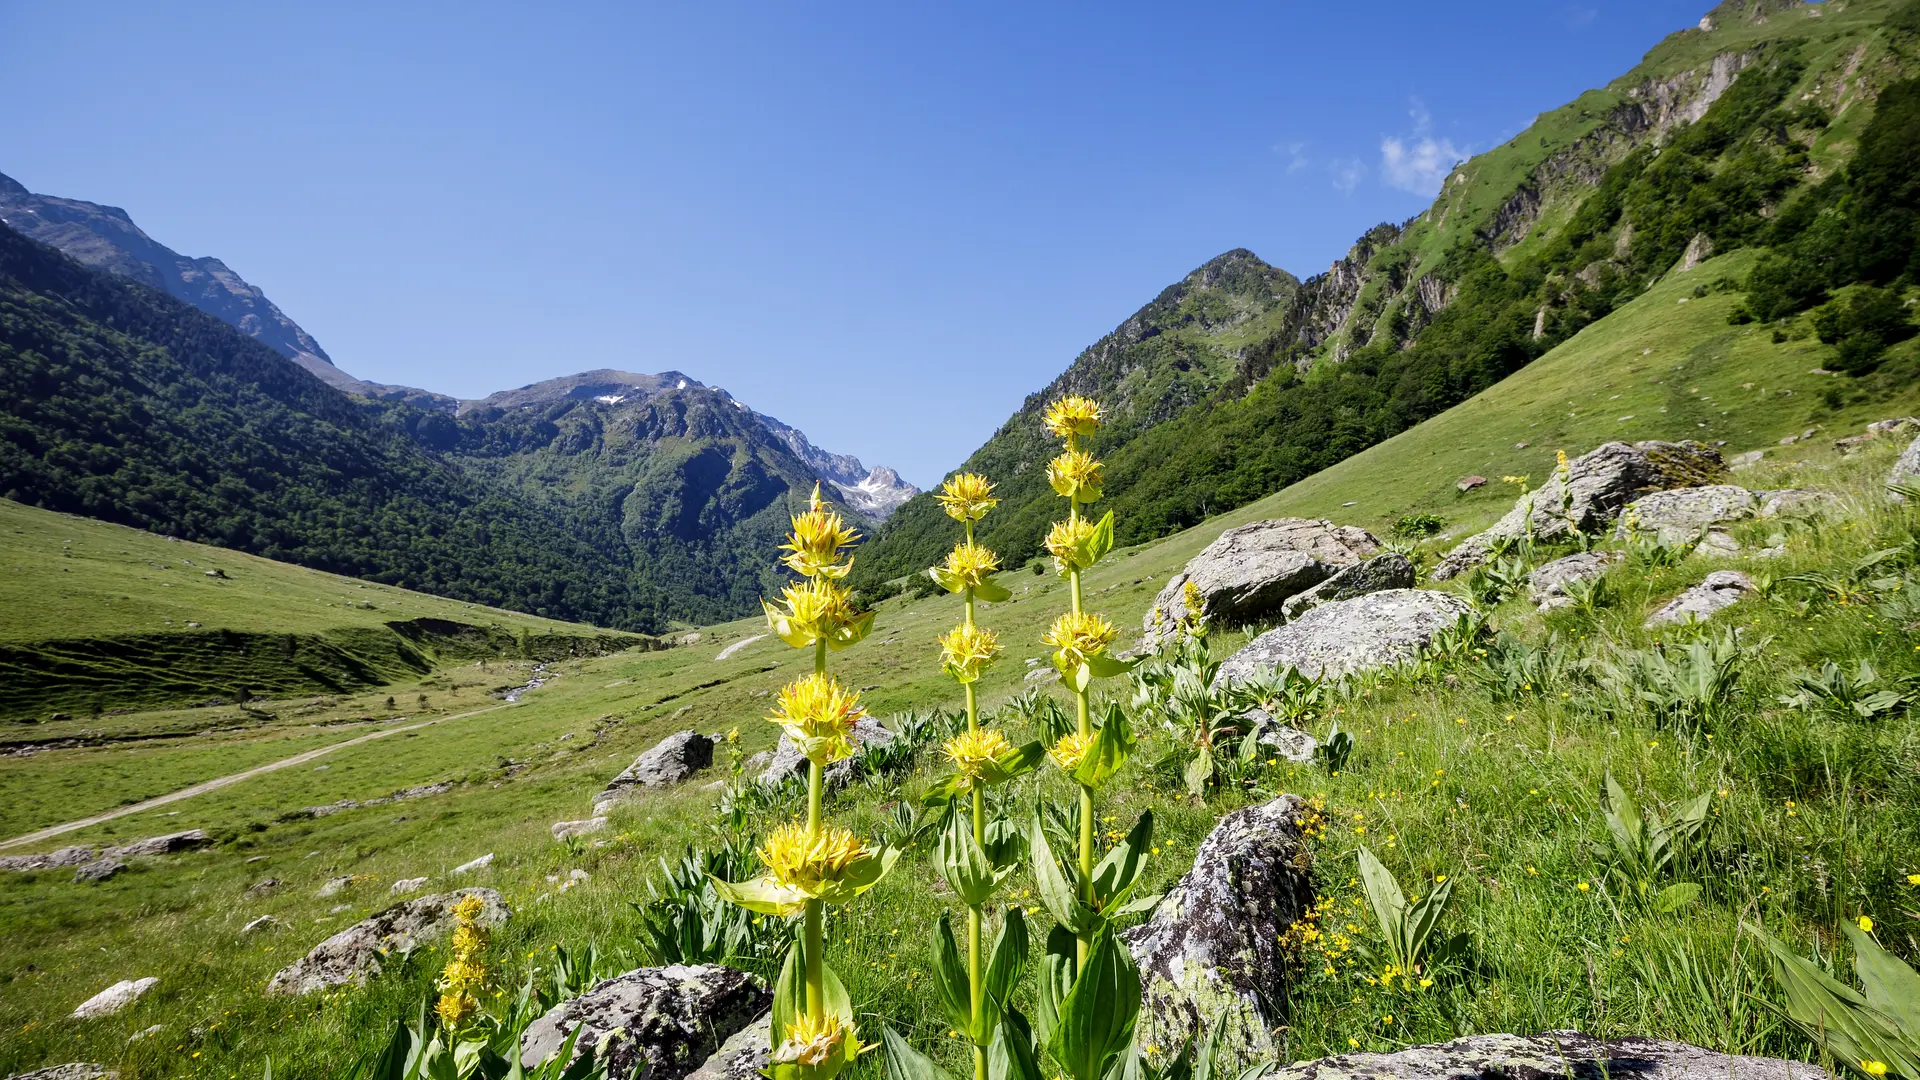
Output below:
[1378,98,1466,195]
[1284,141,1310,174]
[1329,157,1366,195]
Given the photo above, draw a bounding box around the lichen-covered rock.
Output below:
[1527,551,1621,612]
[1615,485,1757,544]
[1890,433,1920,501]
[1144,519,1381,642]
[1645,571,1753,628]
[685,1013,770,1080]
[518,964,769,1080]
[1122,795,1314,1065]
[597,730,715,810]
[1217,590,1477,684]
[1239,710,1319,763]
[1757,489,1835,519]
[104,830,211,858]
[1280,554,1416,622]
[267,888,509,995]
[757,717,895,788]
[1266,1031,1830,1080]
[0,845,96,873]
[70,978,157,1019]
[1434,441,1724,579]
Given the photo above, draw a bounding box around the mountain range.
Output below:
[5,0,1919,631]
[0,171,918,521]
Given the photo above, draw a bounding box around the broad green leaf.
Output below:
[1033,925,1077,1056]
[1182,752,1214,798]
[929,566,964,594]
[1074,706,1135,790]
[976,578,1013,604]
[990,1009,1043,1080]
[983,908,1032,1029]
[1843,922,1920,1040]
[1091,812,1154,914]
[1193,1013,1229,1080]
[1085,653,1139,680]
[1029,815,1088,931]
[1087,512,1115,565]
[932,914,974,1036]
[937,811,998,907]
[884,1027,960,1080]
[1356,846,1406,964]
[1404,876,1453,965]
[1047,926,1142,1080]
[1654,882,1701,913]
[771,934,806,1047]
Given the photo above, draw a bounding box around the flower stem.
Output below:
[806,636,828,1020]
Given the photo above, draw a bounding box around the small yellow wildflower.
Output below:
[1043,395,1103,440]
[1577,881,1591,893]
[1907,873,1920,885]
[1857,915,1874,933]
[1861,1061,1888,1077]
[934,472,998,522]
[938,622,1001,683]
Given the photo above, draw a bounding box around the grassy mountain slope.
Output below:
[851,249,1299,586]
[862,0,1920,570]
[0,497,643,722]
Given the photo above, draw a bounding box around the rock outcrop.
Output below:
[758,717,896,788]
[267,888,509,995]
[1645,571,1753,628]
[518,964,769,1079]
[1123,795,1315,1064]
[1266,1032,1830,1080]
[103,830,211,858]
[685,1014,771,1080]
[0,846,98,873]
[73,858,127,884]
[1145,519,1381,643]
[1216,590,1477,684]
[1527,551,1621,612]
[597,731,715,812]
[70,978,158,1019]
[9,1066,118,1080]
[1891,433,1920,500]
[1279,554,1416,622]
[1434,441,1724,579]
[552,817,610,841]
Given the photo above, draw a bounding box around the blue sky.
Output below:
[1,1,1712,486]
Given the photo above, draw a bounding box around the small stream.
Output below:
[498,663,552,703]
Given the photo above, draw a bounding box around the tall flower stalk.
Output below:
[715,485,894,1080]
[924,474,1040,1080]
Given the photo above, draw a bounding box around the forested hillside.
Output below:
[855,0,1920,581]
[0,224,644,627]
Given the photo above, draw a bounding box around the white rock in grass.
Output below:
[390,876,429,896]
[1266,1032,1831,1080]
[1645,571,1753,628]
[71,977,157,1019]
[552,817,609,841]
[451,853,494,875]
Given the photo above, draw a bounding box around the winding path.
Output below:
[714,633,766,662]
[0,702,516,851]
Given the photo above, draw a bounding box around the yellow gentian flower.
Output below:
[938,622,1000,683]
[939,541,1001,590]
[781,484,861,580]
[768,673,865,764]
[1044,610,1118,672]
[934,473,998,522]
[1047,731,1096,771]
[764,577,871,650]
[1044,517,1099,573]
[1043,395,1103,440]
[1047,449,1104,504]
[942,728,1017,785]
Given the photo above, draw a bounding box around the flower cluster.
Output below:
[433,894,490,1030]
[763,486,872,650]
[1043,610,1118,674]
[933,472,998,522]
[938,623,1000,684]
[769,673,866,765]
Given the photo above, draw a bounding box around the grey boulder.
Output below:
[1239,709,1319,763]
[105,830,211,858]
[1615,485,1757,544]
[1891,434,1920,500]
[518,964,769,1080]
[1434,440,1724,579]
[73,858,127,884]
[1217,590,1477,684]
[267,888,509,995]
[1279,553,1416,622]
[1757,489,1835,519]
[685,1014,771,1080]
[597,730,715,811]
[758,717,896,788]
[1266,1031,1829,1080]
[1122,795,1316,1065]
[1528,551,1621,612]
[1645,571,1754,628]
[552,817,610,841]
[70,977,158,1019]
[1145,519,1380,642]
